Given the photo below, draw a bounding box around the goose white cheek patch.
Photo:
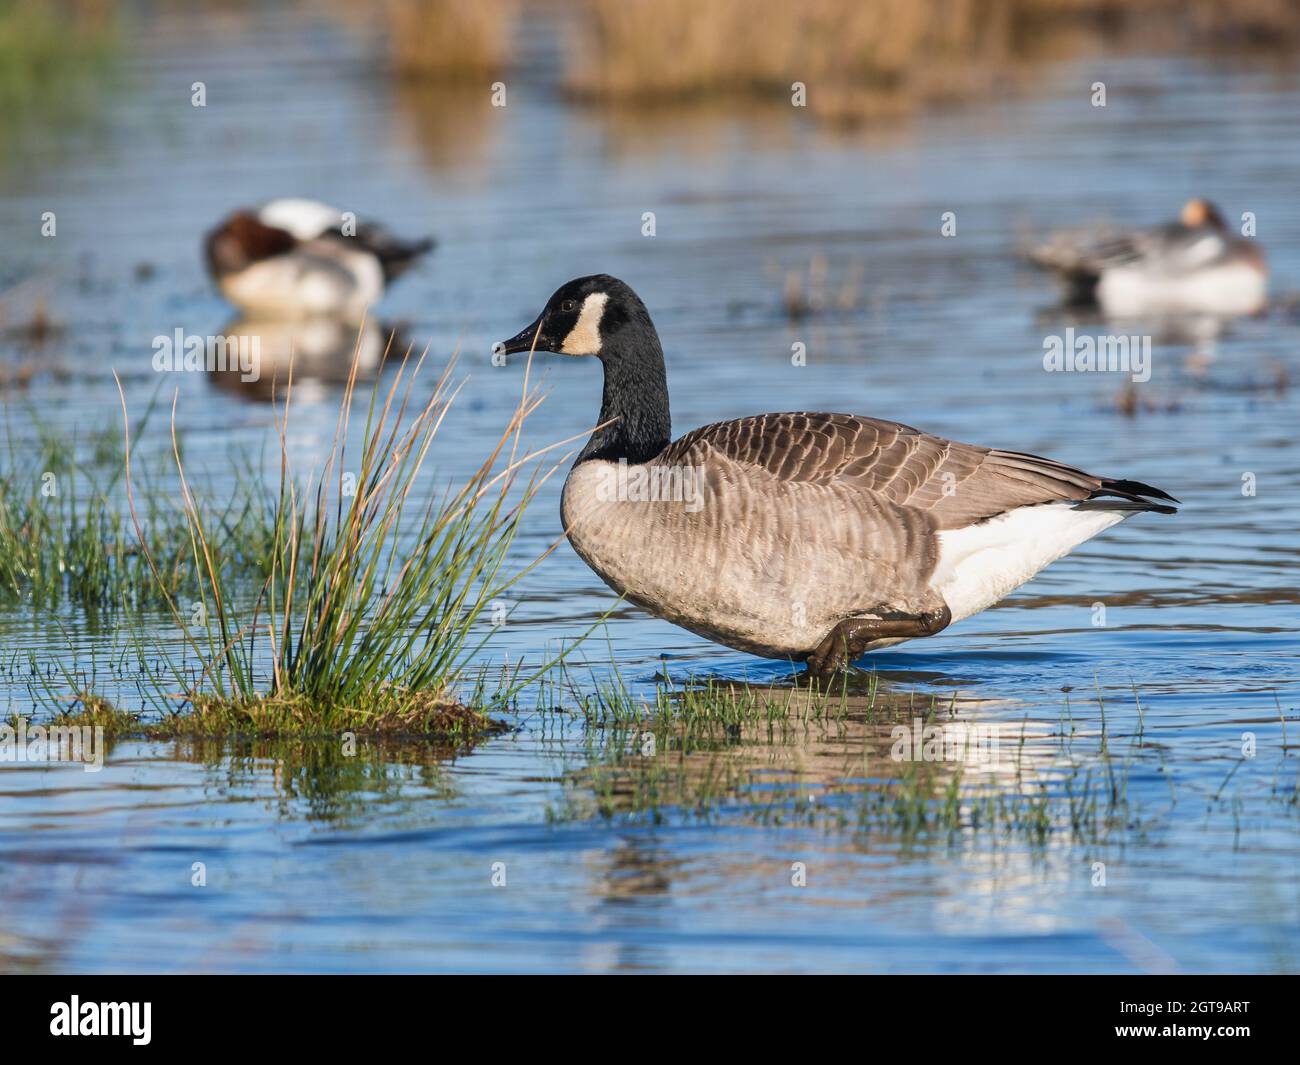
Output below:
[560,292,609,355]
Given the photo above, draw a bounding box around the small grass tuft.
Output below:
[544,670,1165,845]
[0,402,281,611]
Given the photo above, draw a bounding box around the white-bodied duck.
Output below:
[1032,199,1266,318]
[205,198,434,320]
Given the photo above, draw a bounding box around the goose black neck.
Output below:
[577,325,671,466]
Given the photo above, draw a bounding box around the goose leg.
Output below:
[804,604,952,677]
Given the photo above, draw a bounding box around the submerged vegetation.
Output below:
[36,687,503,744]
[538,670,1299,845]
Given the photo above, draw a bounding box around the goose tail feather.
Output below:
[1074,478,1179,515]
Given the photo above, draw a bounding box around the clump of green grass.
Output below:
[551,662,950,739]
[0,404,281,611]
[44,688,124,726]
[116,339,568,737]
[559,670,850,728]
[43,688,501,742]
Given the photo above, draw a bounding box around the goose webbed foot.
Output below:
[803,605,952,677]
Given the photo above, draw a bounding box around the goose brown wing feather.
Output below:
[657,412,1155,529]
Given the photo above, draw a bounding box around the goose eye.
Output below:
[561,299,576,313]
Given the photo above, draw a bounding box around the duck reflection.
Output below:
[206,315,392,401]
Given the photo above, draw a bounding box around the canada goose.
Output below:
[204,199,434,320]
[498,275,1178,675]
[1031,199,1266,318]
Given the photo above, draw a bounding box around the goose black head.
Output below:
[496,274,654,360]
[1180,198,1227,231]
[498,275,670,464]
